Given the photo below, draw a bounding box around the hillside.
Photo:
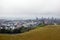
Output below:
[0,25,60,40]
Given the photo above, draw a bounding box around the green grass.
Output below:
[38,24,45,27]
[0,25,60,40]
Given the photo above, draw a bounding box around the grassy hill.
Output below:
[0,25,60,40]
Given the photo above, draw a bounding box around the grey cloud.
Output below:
[0,0,60,18]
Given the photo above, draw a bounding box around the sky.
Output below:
[0,0,60,19]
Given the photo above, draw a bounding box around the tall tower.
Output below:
[36,17,39,20]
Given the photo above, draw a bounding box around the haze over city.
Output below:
[0,0,60,19]
[0,0,60,40]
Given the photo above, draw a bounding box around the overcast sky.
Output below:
[0,0,60,19]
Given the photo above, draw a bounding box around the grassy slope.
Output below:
[0,25,60,40]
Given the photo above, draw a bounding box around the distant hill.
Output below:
[0,25,60,40]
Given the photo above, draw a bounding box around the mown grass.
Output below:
[0,25,60,40]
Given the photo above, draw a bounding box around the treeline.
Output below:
[0,24,45,34]
[0,26,34,34]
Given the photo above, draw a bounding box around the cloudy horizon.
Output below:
[0,0,60,19]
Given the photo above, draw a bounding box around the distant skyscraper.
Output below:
[36,17,39,20]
